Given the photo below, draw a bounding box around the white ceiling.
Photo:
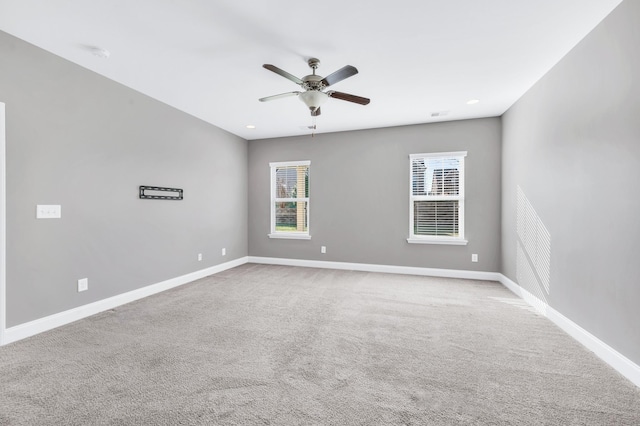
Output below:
[0,0,623,140]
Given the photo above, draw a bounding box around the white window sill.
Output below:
[269,233,311,240]
[407,237,468,246]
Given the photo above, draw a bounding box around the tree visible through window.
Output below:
[269,161,310,239]
[408,152,467,244]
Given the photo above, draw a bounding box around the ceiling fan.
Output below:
[259,58,370,117]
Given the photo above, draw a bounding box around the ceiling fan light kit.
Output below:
[259,57,370,118]
[299,90,328,114]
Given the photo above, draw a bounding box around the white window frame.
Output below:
[269,160,311,240]
[407,151,468,245]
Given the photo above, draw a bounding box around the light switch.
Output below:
[36,205,61,219]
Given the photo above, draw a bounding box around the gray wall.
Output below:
[249,118,501,272]
[501,0,640,364]
[0,31,248,327]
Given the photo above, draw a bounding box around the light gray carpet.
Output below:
[1,264,639,425]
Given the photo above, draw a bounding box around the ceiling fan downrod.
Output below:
[307,57,320,74]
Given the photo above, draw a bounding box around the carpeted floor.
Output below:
[1,264,639,425]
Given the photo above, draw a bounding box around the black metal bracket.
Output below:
[139,186,183,200]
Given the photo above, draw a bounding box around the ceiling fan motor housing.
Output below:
[302,74,325,91]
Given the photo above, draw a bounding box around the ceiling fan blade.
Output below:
[311,107,321,117]
[327,91,370,105]
[263,64,303,85]
[259,91,300,102]
[321,65,358,87]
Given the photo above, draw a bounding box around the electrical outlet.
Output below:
[222,248,226,256]
[198,253,202,261]
[472,254,478,262]
[36,204,61,219]
[78,278,88,292]
[321,246,326,254]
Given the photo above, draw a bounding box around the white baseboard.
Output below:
[2,257,496,346]
[248,256,501,281]
[499,274,640,388]
[4,254,638,389]
[3,256,249,345]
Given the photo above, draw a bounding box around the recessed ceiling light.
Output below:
[246,125,256,129]
[467,99,480,105]
[90,47,110,59]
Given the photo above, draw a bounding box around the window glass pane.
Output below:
[275,201,308,232]
[275,165,308,199]
[413,200,459,236]
[413,157,460,196]
[275,166,297,198]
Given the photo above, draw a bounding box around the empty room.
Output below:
[1,0,639,424]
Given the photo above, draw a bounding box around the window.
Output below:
[269,161,310,239]
[408,151,467,245]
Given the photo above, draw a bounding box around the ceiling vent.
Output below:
[430,111,449,118]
